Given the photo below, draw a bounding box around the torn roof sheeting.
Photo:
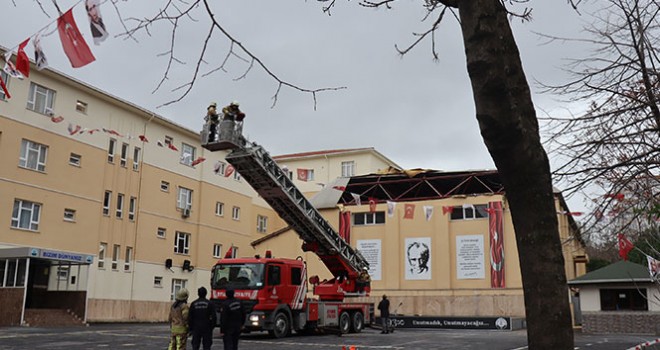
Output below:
[334,168,505,205]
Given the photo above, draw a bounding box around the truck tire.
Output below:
[339,311,351,334]
[350,311,364,333]
[269,312,290,339]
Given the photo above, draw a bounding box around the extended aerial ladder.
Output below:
[202,118,369,300]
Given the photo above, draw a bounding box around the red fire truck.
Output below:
[202,116,373,338]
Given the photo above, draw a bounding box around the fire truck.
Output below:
[201,115,373,338]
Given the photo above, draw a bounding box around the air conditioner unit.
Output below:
[182,208,190,218]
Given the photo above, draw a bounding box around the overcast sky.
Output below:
[2,1,597,211]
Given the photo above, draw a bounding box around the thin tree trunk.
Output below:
[457,1,574,348]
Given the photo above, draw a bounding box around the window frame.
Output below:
[128,196,136,221]
[177,187,192,210]
[171,278,187,301]
[600,288,648,311]
[107,138,116,163]
[450,204,489,221]
[98,243,107,269]
[160,181,170,192]
[232,206,240,221]
[157,227,166,239]
[69,153,82,167]
[103,191,112,216]
[63,208,76,222]
[116,193,124,218]
[213,244,222,258]
[120,143,129,167]
[257,215,268,233]
[133,147,141,171]
[11,199,41,231]
[215,202,225,216]
[19,139,48,172]
[111,244,120,270]
[353,211,385,226]
[26,82,55,115]
[341,161,355,177]
[76,100,88,114]
[124,247,133,272]
[180,143,196,166]
[174,231,190,255]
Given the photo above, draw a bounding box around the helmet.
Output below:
[362,267,368,271]
[209,102,217,108]
[175,288,189,301]
[230,101,240,107]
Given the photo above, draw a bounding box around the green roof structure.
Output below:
[568,261,652,285]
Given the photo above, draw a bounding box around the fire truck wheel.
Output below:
[269,312,290,339]
[350,311,364,333]
[339,311,351,334]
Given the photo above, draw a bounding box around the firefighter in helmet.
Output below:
[168,288,190,350]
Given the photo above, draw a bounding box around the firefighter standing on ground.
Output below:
[188,287,217,350]
[168,288,190,350]
[220,289,246,350]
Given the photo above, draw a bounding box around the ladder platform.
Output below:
[202,140,240,152]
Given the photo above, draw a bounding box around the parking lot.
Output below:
[0,323,657,350]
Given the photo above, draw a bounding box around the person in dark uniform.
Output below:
[377,294,390,334]
[205,102,219,143]
[188,287,217,350]
[220,289,245,350]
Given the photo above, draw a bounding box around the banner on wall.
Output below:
[405,237,431,280]
[489,201,505,288]
[456,235,485,279]
[357,239,382,280]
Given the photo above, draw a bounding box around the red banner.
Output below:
[339,211,351,243]
[489,201,505,288]
[404,204,415,219]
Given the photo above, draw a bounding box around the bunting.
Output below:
[51,115,64,123]
[442,206,453,215]
[57,9,96,68]
[386,201,395,218]
[368,198,377,213]
[225,164,235,177]
[0,75,10,99]
[404,204,415,219]
[191,157,206,167]
[647,256,660,280]
[138,135,149,143]
[351,193,361,206]
[33,34,48,70]
[297,168,310,182]
[16,38,30,77]
[423,206,433,221]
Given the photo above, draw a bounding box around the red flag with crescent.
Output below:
[489,201,505,288]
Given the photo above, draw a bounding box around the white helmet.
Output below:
[230,101,240,107]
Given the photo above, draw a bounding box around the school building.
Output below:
[0,50,587,326]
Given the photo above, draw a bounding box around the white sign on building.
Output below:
[357,239,382,280]
[456,235,485,279]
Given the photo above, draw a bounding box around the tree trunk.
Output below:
[456,1,574,348]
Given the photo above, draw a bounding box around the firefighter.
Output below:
[220,289,245,350]
[205,102,220,143]
[221,101,245,122]
[168,288,190,350]
[189,287,217,350]
[357,267,371,293]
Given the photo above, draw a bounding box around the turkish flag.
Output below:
[167,143,178,151]
[297,168,309,182]
[0,75,10,99]
[191,157,206,166]
[57,9,96,68]
[618,234,634,261]
[16,38,30,77]
[368,198,377,213]
[404,204,415,219]
[138,135,149,142]
[442,206,453,215]
[51,115,64,123]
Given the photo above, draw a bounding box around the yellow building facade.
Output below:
[0,54,586,326]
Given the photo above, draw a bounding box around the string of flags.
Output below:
[2,0,109,98]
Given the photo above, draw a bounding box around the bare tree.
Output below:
[541,0,660,242]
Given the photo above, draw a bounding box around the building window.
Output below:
[128,197,136,221]
[133,147,141,171]
[177,187,192,210]
[0,71,8,100]
[232,206,240,221]
[180,143,196,166]
[0,259,27,287]
[124,247,133,272]
[164,136,174,146]
[76,100,88,114]
[161,181,170,192]
[26,82,55,115]
[116,193,124,218]
[112,244,120,270]
[19,139,48,172]
[353,211,385,226]
[230,246,238,258]
[450,204,489,220]
[103,191,112,216]
[233,171,241,181]
[154,276,163,287]
[214,162,226,176]
[98,243,107,269]
[11,199,41,231]
[257,215,268,233]
[120,143,129,167]
[213,244,222,258]
[174,231,190,255]
[57,266,69,281]
[69,153,81,166]
[171,278,187,301]
[215,202,224,216]
[341,161,355,177]
[600,288,648,311]
[107,138,116,163]
[157,227,166,238]
[63,208,76,222]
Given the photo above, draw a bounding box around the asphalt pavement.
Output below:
[0,323,658,350]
